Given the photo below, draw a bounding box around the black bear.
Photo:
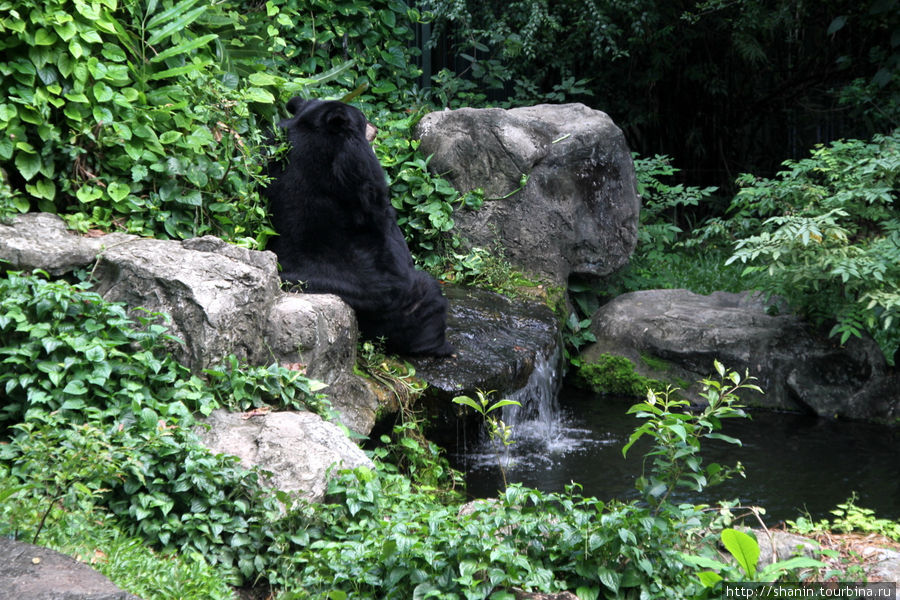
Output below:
[263,97,454,357]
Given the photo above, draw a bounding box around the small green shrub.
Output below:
[374,110,484,269]
[788,493,900,543]
[623,361,759,511]
[453,390,521,490]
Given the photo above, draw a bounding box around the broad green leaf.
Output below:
[706,432,742,445]
[28,178,56,200]
[159,131,182,144]
[247,71,282,86]
[721,528,759,578]
[597,567,621,592]
[76,185,103,203]
[697,571,723,587]
[93,81,114,102]
[15,152,41,181]
[101,43,127,62]
[452,396,481,412]
[575,586,600,600]
[63,380,88,395]
[146,0,201,29]
[148,60,212,81]
[34,28,58,45]
[484,399,521,413]
[241,86,275,103]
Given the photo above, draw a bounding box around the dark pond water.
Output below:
[450,384,900,523]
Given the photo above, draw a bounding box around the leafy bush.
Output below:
[622,361,759,511]
[0,0,289,243]
[632,154,719,258]
[722,131,900,364]
[373,110,484,269]
[287,470,707,599]
[280,364,791,599]
[788,493,900,543]
[0,271,327,583]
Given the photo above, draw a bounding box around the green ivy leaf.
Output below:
[93,81,114,102]
[15,152,41,181]
[107,181,131,202]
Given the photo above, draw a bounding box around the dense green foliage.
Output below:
[0,0,285,243]
[720,131,900,364]
[0,271,328,583]
[789,493,900,543]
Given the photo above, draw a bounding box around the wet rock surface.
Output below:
[410,286,562,442]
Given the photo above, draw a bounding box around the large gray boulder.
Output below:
[196,409,373,502]
[0,537,141,600]
[416,103,639,286]
[583,289,899,420]
[0,213,378,435]
[92,235,281,371]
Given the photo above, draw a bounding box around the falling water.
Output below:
[453,344,599,480]
[502,345,563,444]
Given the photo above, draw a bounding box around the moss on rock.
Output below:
[575,353,668,398]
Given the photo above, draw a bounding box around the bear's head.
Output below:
[279,97,372,145]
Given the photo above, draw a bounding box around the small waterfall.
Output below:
[453,340,599,492]
[502,344,564,446]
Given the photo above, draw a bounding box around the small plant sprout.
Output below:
[452,390,521,490]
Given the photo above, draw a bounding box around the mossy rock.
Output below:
[575,353,669,398]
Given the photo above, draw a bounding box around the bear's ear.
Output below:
[286,97,308,115]
[324,106,352,133]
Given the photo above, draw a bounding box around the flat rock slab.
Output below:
[0,537,141,600]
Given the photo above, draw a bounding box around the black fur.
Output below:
[263,98,454,356]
